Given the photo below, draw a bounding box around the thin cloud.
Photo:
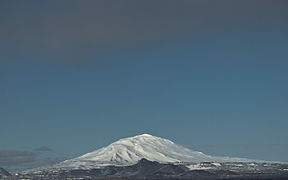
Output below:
[34,146,53,152]
[0,149,64,172]
[0,150,38,167]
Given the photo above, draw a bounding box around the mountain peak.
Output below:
[127,133,156,140]
[56,134,254,169]
[137,133,153,137]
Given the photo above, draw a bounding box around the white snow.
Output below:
[54,133,257,170]
[186,164,212,170]
[212,162,222,167]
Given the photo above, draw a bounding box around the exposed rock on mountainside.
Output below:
[0,167,12,178]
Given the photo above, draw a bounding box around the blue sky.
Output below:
[0,0,288,170]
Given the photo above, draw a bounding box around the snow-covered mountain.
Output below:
[54,134,255,169]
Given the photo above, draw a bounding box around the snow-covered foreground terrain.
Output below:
[16,159,288,180]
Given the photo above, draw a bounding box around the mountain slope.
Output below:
[55,134,253,169]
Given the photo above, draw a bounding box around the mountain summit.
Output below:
[76,133,217,163]
[55,134,253,169]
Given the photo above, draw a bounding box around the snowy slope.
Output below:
[55,134,254,169]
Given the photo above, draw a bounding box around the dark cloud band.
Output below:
[0,0,287,63]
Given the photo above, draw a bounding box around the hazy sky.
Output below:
[1,0,288,170]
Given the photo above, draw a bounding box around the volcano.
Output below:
[55,134,253,169]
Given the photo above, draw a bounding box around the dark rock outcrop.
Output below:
[0,167,12,178]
